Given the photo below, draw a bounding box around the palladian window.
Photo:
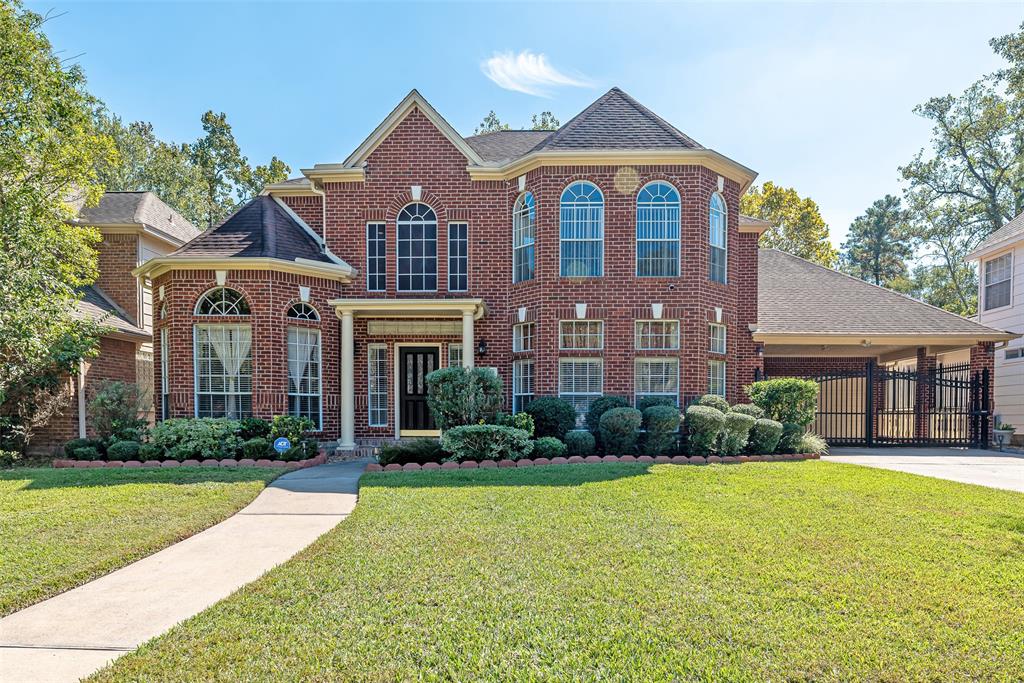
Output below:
[560,181,604,277]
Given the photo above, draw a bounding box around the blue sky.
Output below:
[32,1,1021,246]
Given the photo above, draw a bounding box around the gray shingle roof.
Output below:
[172,195,332,264]
[464,130,554,164]
[971,211,1024,255]
[77,192,200,244]
[75,285,147,338]
[528,87,703,153]
[758,248,1007,337]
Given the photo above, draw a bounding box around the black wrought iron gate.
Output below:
[767,361,989,448]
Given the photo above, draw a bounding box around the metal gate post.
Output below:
[981,368,990,449]
[865,360,875,448]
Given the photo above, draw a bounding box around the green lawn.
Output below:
[0,467,279,616]
[92,462,1023,682]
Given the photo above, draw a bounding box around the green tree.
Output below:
[531,111,560,130]
[741,181,838,267]
[0,1,110,443]
[990,21,1024,101]
[474,110,509,135]
[839,195,912,287]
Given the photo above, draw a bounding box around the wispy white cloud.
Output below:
[481,50,592,97]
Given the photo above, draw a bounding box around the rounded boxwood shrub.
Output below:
[441,425,533,462]
[599,407,643,455]
[138,443,162,461]
[425,366,503,430]
[697,394,731,413]
[564,430,595,457]
[685,404,726,455]
[524,397,577,441]
[378,439,447,466]
[747,418,783,454]
[730,403,764,419]
[720,411,756,456]
[777,423,805,454]
[533,436,567,459]
[241,437,270,460]
[636,395,677,413]
[64,438,102,459]
[746,378,818,427]
[642,404,680,456]
[238,418,272,440]
[106,440,140,461]
[585,396,630,434]
[73,446,101,462]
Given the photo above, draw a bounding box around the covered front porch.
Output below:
[329,298,486,451]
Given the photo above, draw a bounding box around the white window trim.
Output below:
[709,192,728,285]
[287,326,323,432]
[634,357,680,405]
[194,287,250,316]
[634,320,681,351]
[559,319,605,351]
[709,323,727,355]
[513,192,536,284]
[558,357,604,426]
[559,181,605,278]
[513,322,535,353]
[368,343,388,427]
[447,222,469,292]
[983,251,1013,312]
[635,181,681,278]
[193,323,253,419]
[396,202,438,293]
[366,222,386,292]
[447,343,462,368]
[512,357,534,414]
[708,359,727,398]
[160,327,169,421]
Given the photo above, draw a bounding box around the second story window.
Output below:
[513,192,536,283]
[560,320,604,350]
[397,203,437,292]
[709,323,727,354]
[709,193,727,284]
[366,223,386,292]
[560,181,604,277]
[983,253,1012,311]
[636,182,680,277]
[448,223,468,292]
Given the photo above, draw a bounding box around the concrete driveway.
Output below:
[825,447,1024,493]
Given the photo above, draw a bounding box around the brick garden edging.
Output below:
[365,452,820,473]
[52,450,329,470]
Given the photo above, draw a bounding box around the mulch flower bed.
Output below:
[366,452,820,473]
[52,451,329,470]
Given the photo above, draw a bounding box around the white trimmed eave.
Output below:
[132,256,356,283]
[329,297,486,320]
[966,238,1020,263]
[755,331,1018,346]
[79,222,190,249]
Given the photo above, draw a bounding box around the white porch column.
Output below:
[462,310,475,369]
[339,310,355,451]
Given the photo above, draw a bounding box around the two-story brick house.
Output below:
[135,88,1014,451]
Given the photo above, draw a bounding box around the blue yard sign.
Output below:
[273,437,292,454]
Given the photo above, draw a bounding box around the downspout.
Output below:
[77,358,87,439]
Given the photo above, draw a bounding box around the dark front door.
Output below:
[400,347,439,432]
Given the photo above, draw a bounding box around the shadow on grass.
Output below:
[1,467,281,491]
[362,462,654,489]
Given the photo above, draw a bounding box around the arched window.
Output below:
[709,193,727,284]
[195,287,250,315]
[287,302,320,321]
[288,326,322,430]
[636,182,680,277]
[396,203,437,291]
[560,181,604,277]
[513,192,536,283]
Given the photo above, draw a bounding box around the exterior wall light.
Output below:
[477,340,487,357]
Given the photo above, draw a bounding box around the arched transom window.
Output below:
[396,203,437,292]
[287,302,320,321]
[195,287,250,316]
[636,181,680,277]
[560,181,604,277]
[709,193,727,284]
[513,192,536,283]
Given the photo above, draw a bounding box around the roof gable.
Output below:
[76,191,200,244]
[967,211,1024,260]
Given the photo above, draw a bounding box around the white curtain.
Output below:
[288,327,317,394]
[205,325,251,418]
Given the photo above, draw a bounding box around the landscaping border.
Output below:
[51,450,329,470]
[366,452,820,473]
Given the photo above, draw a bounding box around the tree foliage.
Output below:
[0,1,110,437]
[475,110,562,134]
[531,111,560,130]
[839,195,913,287]
[741,181,838,267]
[474,110,509,135]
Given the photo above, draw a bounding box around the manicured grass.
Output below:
[0,467,279,616]
[92,462,1023,681]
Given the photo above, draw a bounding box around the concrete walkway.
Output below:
[0,460,365,683]
[825,447,1024,493]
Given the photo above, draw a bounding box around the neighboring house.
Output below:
[967,211,1024,439]
[134,88,1013,452]
[33,192,200,453]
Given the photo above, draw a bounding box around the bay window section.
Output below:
[709,323,727,354]
[397,203,437,292]
[559,320,604,350]
[513,322,534,352]
[513,192,536,283]
[708,360,726,398]
[636,182,680,277]
[513,359,534,414]
[368,344,388,427]
[635,320,680,350]
[560,181,604,277]
[287,327,321,429]
[709,193,727,284]
[559,358,603,425]
[635,358,679,405]
[194,324,252,419]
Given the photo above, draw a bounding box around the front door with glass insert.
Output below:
[399,347,439,433]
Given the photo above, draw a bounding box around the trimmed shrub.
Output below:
[88,380,146,443]
[238,418,272,440]
[685,405,725,455]
[642,405,680,456]
[586,396,630,434]
[270,415,314,443]
[564,430,596,457]
[730,403,764,419]
[149,418,243,462]
[497,411,535,436]
[106,440,140,461]
[599,407,643,455]
[64,437,101,458]
[635,395,677,413]
[241,437,270,459]
[441,425,533,462]
[748,418,783,454]
[0,450,22,468]
[524,397,577,441]
[697,394,730,413]
[778,423,804,454]
[799,432,829,456]
[138,443,162,461]
[425,367,503,431]
[533,436,567,460]
[720,412,756,456]
[746,378,818,427]
[74,446,101,461]
[378,439,447,467]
